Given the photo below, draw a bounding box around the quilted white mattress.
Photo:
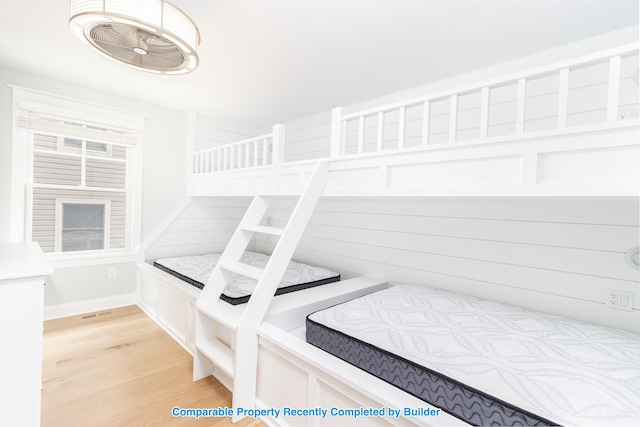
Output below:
[154,251,339,300]
[307,284,640,426]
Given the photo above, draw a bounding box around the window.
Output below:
[10,85,144,265]
[59,137,111,155]
[28,132,128,254]
[55,200,110,252]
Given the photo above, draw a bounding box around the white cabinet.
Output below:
[0,243,52,427]
[136,263,199,355]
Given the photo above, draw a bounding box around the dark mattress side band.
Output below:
[153,261,205,289]
[305,316,558,427]
[153,261,340,305]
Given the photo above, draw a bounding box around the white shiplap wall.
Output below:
[283,111,333,162]
[144,193,639,331]
[195,114,261,152]
[145,197,252,261]
[254,197,640,331]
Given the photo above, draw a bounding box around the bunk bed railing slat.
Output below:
[421,100,430,146]
[398,105,406,149]
[357,115,365,154]
[330,107,343,157]
[377,111,385,150]
[253,139,259,166]
[557,68,570,129]
[515,78,526,134]
[448,95,457,143]
[607,55,622,123]
[271,123,285,165]
[479,87,489,138]
[262,138,268,166]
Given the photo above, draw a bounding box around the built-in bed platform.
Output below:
[153,251,340,305]
[137,253,340,355]
[257,280,640,427]
[306,284,640,426]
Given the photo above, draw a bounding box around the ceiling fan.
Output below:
[69,0,200,75]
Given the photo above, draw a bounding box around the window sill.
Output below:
[45,250,137,269]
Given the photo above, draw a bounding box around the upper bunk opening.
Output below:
[190,43,639,198]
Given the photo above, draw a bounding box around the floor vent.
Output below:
[81,311,112,320]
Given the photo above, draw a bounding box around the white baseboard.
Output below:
[44,293,137,321]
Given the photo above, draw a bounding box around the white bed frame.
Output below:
[190,43,638,199]
[137,42,639,425]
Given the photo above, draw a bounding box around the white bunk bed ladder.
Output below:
[193,160,329,422]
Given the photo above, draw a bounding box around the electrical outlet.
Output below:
[107,267,118,280]
[605,289,634,311]
[608,290,618,306]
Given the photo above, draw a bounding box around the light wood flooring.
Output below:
[42,305,265,427]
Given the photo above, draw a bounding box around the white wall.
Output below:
[0,65,189,309]
[145,197,252,261]
[254,197,639,332]
[195,114,261,152]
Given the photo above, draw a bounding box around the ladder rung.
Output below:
[219,260,263,280]
[197,299,242,331]
[260,191,301,197]
[196,340,235,377]
[242,224,284,236]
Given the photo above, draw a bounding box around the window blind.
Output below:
[16,112,139,146]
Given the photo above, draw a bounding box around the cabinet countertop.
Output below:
[0,242,53,281]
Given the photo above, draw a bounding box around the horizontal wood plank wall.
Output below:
[282,111,332,162]
[195,114,260,152]
[145,197,252,261]
[255,197,640,331]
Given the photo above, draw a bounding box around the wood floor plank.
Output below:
[42,305,265,427]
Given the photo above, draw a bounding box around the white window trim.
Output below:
[10,85,145,268]
[9,85,146,132]
[54,198,112,253]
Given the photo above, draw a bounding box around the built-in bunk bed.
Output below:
[137,125,342,354]
[137,41,640,426]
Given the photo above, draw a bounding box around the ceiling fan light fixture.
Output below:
[69,0,200,75]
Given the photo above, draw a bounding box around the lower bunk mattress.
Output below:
[305,284,640,426]
[153,251,340,305]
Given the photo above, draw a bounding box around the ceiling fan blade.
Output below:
[110,23,141,48]
[136,32,151,52]
[117,51,144,66]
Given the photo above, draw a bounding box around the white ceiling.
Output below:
[0,0,638,128]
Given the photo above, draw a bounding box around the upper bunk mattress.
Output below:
[153,251,340,305]
[306,284,640,426]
